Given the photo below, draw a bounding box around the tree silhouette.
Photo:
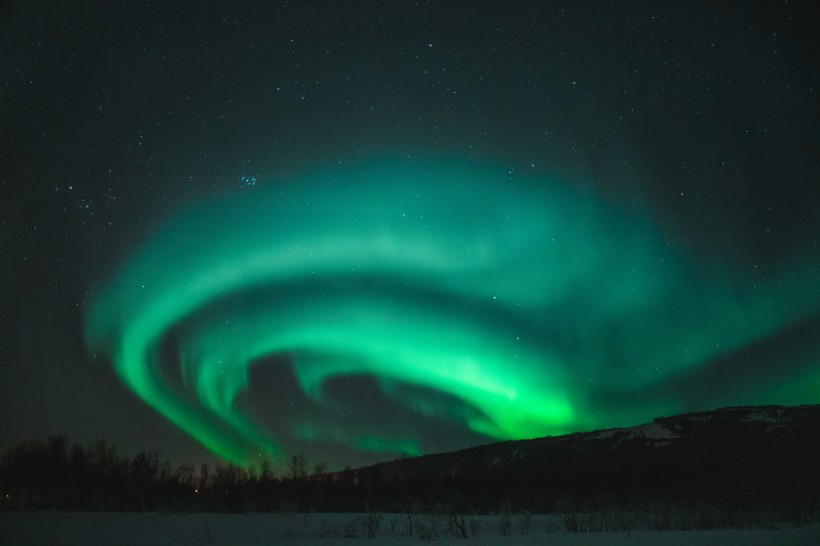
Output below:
[286,453,308,480]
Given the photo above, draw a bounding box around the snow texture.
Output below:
[1,512,818,545]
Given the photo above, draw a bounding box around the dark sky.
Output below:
[2,1,818,471]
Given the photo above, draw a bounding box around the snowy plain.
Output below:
[2,511,819,546]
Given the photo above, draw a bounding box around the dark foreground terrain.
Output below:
[2,511,820,546]
[2,405,819,532]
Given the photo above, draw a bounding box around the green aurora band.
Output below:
[84,158,820,467]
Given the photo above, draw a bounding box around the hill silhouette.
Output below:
[2,404,818,529]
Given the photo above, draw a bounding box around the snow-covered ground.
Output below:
[2,512,819,545]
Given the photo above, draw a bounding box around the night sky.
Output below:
[2,1,818,471]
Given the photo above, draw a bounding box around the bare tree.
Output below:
[313,461,328,479]
[287,453,308,480]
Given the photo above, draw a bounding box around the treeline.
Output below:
[0,436,426,514]
[1,434,818,533]
[2,405,819,529]
[0,436,314,512]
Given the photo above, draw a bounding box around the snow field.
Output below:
[2,511,820,545]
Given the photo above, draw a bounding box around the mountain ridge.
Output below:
[332,403,820,517]
[358,403,820,473]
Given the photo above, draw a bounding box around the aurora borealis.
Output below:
[82,158,819,467]
[3,2,819,470]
